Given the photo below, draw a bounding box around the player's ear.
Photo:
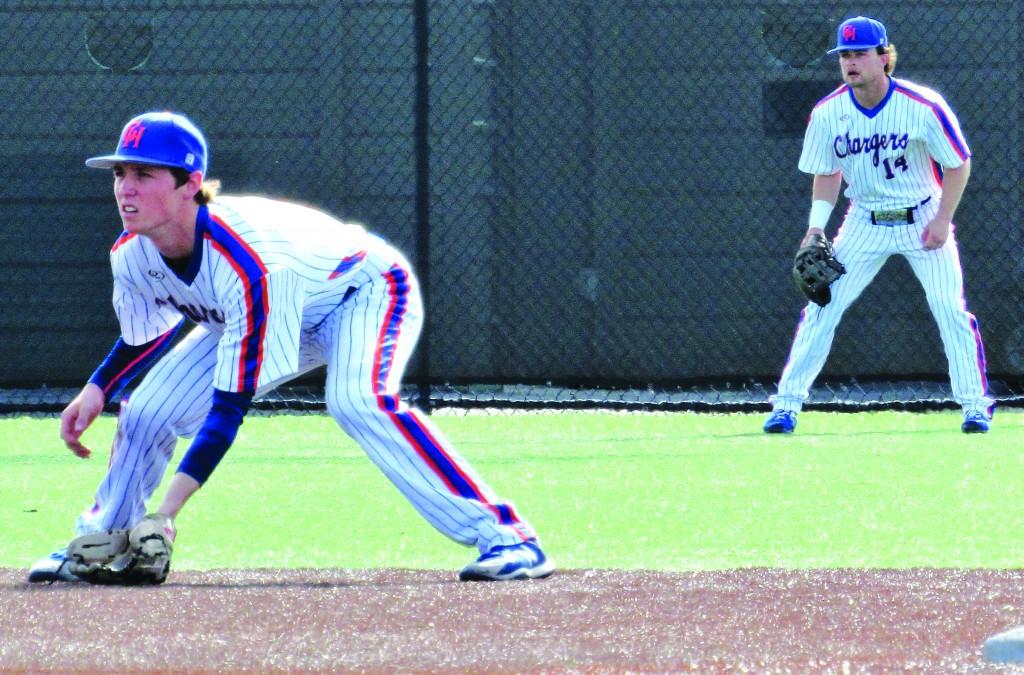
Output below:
[878,46,892,71]
[182,170,203,199]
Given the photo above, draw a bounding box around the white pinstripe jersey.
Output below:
[798,77,971,211]
[109,196,374,393]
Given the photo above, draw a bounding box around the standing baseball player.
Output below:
[29,111,553,583]
[764,16,993,434]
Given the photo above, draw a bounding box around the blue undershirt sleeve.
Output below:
[87,320,185,401]
[176,388,253,485]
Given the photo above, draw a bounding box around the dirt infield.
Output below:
[2,567,1022,671]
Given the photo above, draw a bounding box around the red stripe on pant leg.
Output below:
[400,406,524,528]
[371,266,523,530]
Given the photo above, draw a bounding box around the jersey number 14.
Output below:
[882,155,908,179]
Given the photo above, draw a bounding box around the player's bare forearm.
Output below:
[811,171,843,206]
[923,159,970,249]
[155,472,201,519]
[936,159,970,224]
[59,383,105,458]
[803,172,843,246]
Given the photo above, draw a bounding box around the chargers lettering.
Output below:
[833,131,909,165]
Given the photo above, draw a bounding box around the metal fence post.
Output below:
[413,0,433,412]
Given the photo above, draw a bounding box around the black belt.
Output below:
[870,196,932,225]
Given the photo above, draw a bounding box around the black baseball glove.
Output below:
[792,233,846,307]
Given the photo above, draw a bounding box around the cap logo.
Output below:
[842,25,856,41]
[121,121,146,149]
[185,152,195,166]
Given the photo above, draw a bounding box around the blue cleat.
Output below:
[459,541,555,581]
[27,548,81,583]
[763,409,797,434]
[961,410,991,434]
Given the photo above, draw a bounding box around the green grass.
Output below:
[2,409,1022,571]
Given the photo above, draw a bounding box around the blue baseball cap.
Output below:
[86,111,208,176]
[827,16,888,55]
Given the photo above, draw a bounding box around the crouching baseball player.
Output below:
[29,111,553,585]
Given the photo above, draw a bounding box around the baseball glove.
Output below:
[792,233,846,307]
[67,514,174,585]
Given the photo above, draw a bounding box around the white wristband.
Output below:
[807,200,833,231]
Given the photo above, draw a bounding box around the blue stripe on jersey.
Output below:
[88,320,184,399]
[175,211,208,285]
[814,83,848,109]
[203,211,270,392]
[893,83,970,160]
[808,84,848,126]
[328,250,367,280]
[110,231,136,252]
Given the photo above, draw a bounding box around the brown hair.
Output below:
[170,167,221,205]
[879,43,897,75]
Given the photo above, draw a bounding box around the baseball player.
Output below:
[764,16,993,434]
[29,111,554,583]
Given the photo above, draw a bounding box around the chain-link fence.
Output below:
[1,1,1021,412]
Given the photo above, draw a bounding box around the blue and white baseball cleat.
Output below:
[459,541,555,581]
[763,409,797,434]
[961,410,991,434]
[27,548,81,583]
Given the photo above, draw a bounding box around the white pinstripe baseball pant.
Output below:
[76,241,537,553]
[771,199,991,413]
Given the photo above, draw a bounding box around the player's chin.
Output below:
[120,216,144,233]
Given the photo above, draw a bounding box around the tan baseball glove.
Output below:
[67,513,175,585]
